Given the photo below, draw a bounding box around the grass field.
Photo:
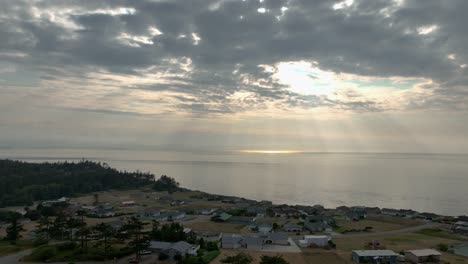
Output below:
[186,221,246,233]
[335,219,406,233]
[0,240,34,257]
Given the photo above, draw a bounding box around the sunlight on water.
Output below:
[240,150,303,154]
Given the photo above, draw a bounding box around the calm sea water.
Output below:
[1,149,468,216]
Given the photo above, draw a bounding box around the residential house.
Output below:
[382,208,400,216]
[405,249,441,263]
[213,212,232,222]
[42,197,70,207]
[453,221,468,235]
[299,235,330,248]
[283,222,303,233]
[247,207,267,218]
[351,250,399,264]
[221,233,290,250]
[198,208,217,215]
[149,241,199,259]
[221,235,243,249]
[138,208,161,221]
[347,207,367,220]
[264,232,289,246]
[243,236,263,250]
[304,222,331,232]
[195,231,222,242]
[252,222,273,234]
[271,207,301,218]
[156,211,186,221]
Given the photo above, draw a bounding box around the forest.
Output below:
[0,159,154,207]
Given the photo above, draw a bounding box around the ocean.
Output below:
[1,148,467,216]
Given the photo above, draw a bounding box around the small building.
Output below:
[304,221,331,232]
[264,232,289,246]
[351,250,398,264]
[221,235,243,249]
[253,222,273,234]
[195,231,222,242]
[405,249,441,263]
[299,235,330,248]
[214,212,233,222]
[243,236,263,250]
[121,200,136,207]
[283,223,303,233]
[382,208,400,216]
[149,241,199,259]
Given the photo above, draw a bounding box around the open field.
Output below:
[335,219,407,233]
[0,240,34,257]
[185,221,247,233]
[211,249,352,264]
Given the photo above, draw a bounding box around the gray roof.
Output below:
[222,235,242,244]
[353,250,398,257]
[406,249,441,257]
[243,236,263,245]
[149,241,172,250]
[267,232,288,241]
[171,241,193,253]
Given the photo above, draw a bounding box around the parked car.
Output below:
[139,250,152,255]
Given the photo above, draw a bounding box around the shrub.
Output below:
[57,242,77,251]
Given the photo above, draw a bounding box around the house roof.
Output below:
[284,223,302,228]
[243,236,263,245]
[222,235,242,244]
[406,249,441,257]
[171,241,193,253]
[304,235,330,239]
[353,250,398,257]
[149,241,172,250]
[267,232,288,241]
[218,213,232,221]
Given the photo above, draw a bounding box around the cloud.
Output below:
[0,0,467,116]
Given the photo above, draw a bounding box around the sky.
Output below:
[1,0,468,154]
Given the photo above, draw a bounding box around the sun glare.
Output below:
[240,150,303,154]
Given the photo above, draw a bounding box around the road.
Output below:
[330,222,440,238]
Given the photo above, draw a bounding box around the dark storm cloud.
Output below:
[1,0,467,113]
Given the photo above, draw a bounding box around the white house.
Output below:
[299,235,330,248]
[405,249,441,263]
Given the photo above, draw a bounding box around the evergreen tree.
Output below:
[5,213,25,244]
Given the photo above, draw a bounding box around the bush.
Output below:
[437,243,449,252]
[57,242,77,251]
[27,246,57,261]
[159,252,169,260]
[221,252,253,264]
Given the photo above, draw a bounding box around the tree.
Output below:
[123,217,149,261]
[93,223,115,259]
[221,253,253,264]
[259,255,289,264]
[93,193,99,205]
[5,212,25,244]
[36,216,52,243]
[153,175,180,193]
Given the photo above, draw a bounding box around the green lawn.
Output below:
[0,240,34,257]
[202,250,220,263]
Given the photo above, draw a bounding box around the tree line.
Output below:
[0,159,155,207]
